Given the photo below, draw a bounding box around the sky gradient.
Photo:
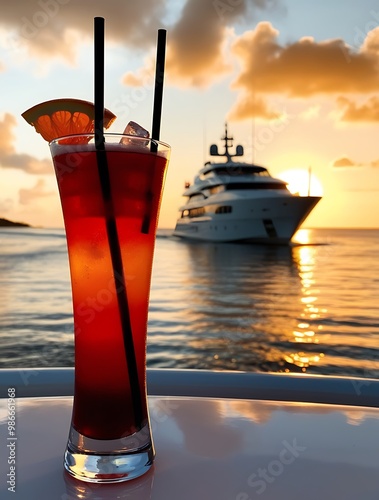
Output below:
[0,0,378,229]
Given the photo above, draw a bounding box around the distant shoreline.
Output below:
[0,217,31,228]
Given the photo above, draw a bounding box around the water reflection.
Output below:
[175,236,326,374]
[3,227,377,376]
[286,244,325,372]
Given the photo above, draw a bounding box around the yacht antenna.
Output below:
[308,166,312,197]
[209,123,244,162]
[222,122,233,161]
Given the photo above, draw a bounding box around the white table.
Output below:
[1,394,379,499]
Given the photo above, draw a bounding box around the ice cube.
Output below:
[120,121,150,146]
[123,121,150,137]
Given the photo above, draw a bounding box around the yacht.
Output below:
[173,125,321,244]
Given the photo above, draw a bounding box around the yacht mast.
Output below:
[209,123,244,162]
[221,123,234,161]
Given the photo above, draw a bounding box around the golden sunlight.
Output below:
[278,169,324,197]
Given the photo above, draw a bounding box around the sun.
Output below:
[277,169,324,197]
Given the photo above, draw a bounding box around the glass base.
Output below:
[63,423,155,483]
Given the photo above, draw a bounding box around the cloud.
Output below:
[163,0,235,87]
[332,156,379,168]
[332,157,356,167]
[122,56,156,88]
[361,25,379,56]
[229,22,379,120]
[19,179,55,205]
[0,113,52,174]
[123,0,281,88]
[337,96,379,122]
[0,0,167,61]
[0,0,281,87]
[227,93,280,120]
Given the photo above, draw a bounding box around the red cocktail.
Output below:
[50,134,170,482]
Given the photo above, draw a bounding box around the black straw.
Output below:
[94,17,143,429]
[141,29,167,233]
[151,29,167,148]
[94,17,105,148]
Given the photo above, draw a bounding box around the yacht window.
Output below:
[189,207,205,218]
[202,162,270,179]
[215,206,232,214]
[225,182,288,190]
[210,166,269,177]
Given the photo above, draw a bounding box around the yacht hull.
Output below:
[173,195,321,244]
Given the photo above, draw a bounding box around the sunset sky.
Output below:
[0,0,378,229]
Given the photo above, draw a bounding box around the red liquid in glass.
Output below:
[52,144,168,440]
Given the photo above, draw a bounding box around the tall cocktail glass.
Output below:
[50,133,170,483]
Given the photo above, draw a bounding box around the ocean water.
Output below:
[0,226,378,378]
